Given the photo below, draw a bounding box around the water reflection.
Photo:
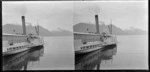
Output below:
[75,44,117,70]
[3,46,44,70]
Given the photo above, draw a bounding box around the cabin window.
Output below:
[81,47,83,50]
[90,45,92,48]
[12,47,14,50]
[94,45,96,47]
[82,47,85,49]
[10,48,12,50]
[82,47,84,50]
[87,46,89,49]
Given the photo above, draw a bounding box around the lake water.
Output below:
[3,36,74,70]
[100,35,148,70]
[3,35,148,70]
[75,35,148,70]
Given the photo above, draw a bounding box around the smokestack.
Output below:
[22,16,26,35]
[95,15,100,34]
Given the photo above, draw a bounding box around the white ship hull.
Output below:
[3,42,30,56]
[3,47,29,56]
[75,42,116,55]
[75,47,102,55]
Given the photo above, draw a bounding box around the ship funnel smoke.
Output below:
[95,15,100,34]
[22,16,26,35]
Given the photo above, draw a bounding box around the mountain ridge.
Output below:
[3,24,73,36]
[73,23,148,35]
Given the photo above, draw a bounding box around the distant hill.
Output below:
[124,28,148,35]
[73,23,148,35]
[3,24,73,36]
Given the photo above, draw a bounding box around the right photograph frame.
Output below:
[73,1,148,70]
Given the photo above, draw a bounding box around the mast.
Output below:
[35,26,38,35]
[108,19,112,34]
[110,19,112,34]
[37,20,39,35]
[34,20,39,36]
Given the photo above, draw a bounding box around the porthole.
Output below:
[10,48,12,50]
[90,45,92,48]
[83,47,85,49]
[81,47,83,50]
[87,46,89,49]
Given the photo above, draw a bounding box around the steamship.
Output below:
[3,16,44,56]
[74,15,117,54]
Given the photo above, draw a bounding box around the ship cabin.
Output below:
[74,32,114,46]
[3,33,28,47]
[74,32,102,46]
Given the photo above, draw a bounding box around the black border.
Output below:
[1,0,149,71]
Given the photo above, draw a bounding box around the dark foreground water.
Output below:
[3,35,148,70]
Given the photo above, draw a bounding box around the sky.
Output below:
[2,1,148,31]
[2,1,73,31]
[73,1,148,31]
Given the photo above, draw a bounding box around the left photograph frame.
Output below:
[2,1,74,70]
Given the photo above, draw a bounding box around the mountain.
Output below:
[50,28,73,36]
[73,23,148,35]
[3,24,72,36]
[124,27,148,35]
